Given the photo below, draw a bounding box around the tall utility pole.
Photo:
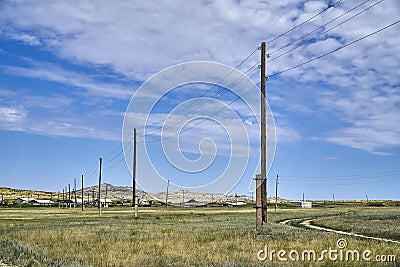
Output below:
[98,157,102,216]
[74,178,77,208]
[132,128,138,219]
[81,175,85,213]
[256,174,263,232]
[260,41,267,224]
[68,184,71,209]
[333,193,335,205]
[62,188,65,208]
[275,174,279,212]
[105,184,108,207]
[92,188,95,204]
[181,188,185,207]
[165,180,170,210]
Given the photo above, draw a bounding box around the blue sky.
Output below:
[0,0,399,200]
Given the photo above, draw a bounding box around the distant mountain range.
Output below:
[83,183,255,204]
[0,184,260,204]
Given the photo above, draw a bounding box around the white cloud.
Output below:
[2,62,133,99]
[0,107,26,122]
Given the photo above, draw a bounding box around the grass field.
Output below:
[0,206,399,266]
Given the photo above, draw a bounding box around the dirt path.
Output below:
[280,218,400,244]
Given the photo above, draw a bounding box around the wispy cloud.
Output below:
[2,62,133,99]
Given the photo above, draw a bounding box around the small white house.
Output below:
[227,201,247,207]
[98,198,113,207]
[299,201,312,208]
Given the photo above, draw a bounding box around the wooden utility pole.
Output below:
[74,178,77,208]
[275,174,279,212]
[98,157,102,216]
[92,188,95,204]
[260,41,268,223]
[62,189,65,208]
[68,184,71,209]
[81,175,85,213]
[133,128,138,218]
[255,174,263,232]
[105,184,108,207]
[165,180,170,210]
[181,188,185,207]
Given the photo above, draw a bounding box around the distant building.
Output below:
[184,199,205,207]
[98,198,113,208]
[15,198,33,205]
[29,199,54,206]
[226,201,247,207]
[298,201,312,208]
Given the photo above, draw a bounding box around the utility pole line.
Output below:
[275,174,279,212]
[165,179,169,210]
[81,175,85,213]
[133,128,138,219]
[260,41,267,224]
[98,157,102,216]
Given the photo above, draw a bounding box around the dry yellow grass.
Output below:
[0,206,399,266]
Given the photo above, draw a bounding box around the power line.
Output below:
[103,146,132,170]
[266,0,344,45]
[103,139,132,165]
[124,1,345,142]
[283,170,400,179]
[269,0,383,63]
[144,81,261,144]
[143,63,260,138]
[269,20,400,78]
[269,0,378,56]
[137,47,259,133]
[283,177,400,186]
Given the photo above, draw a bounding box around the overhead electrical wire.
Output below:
[269,0,383,63]
[138,47,260,133]
[282,170,400,181]
[144,81,262,144]
[143,62,260,137]
[283,177,400,187]
[269,0,378,56]
[268,20,400,78]
[266,0,344,45]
